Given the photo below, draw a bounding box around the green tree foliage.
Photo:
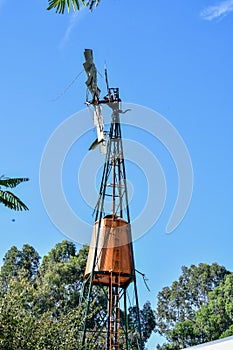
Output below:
[0,176,29,211]
[0,244,40,293]
[0,277,85,349]
[47,0,100,14]
[128,301,156,345]
[0,240,155,349]
[156,263,231,349]
[194,274,233,343]
[36,241,89,317]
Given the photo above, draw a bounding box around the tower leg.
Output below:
[133,275,143,349]
[124,289,129,350]
[81,277,94,349]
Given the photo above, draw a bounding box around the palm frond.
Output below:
[87,0,100,11]
[0,190,29,211]
[47,0,81,13]
[47,0,100,13]
[0,177,29,189]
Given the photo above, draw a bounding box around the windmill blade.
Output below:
[89,104,106,154]
[84,49,106,154]
[83,49,100,100]
[91,105,106,154]
[94,105,104,142]
[89,138,99,151]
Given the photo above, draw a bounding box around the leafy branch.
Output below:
[0,176,29,211]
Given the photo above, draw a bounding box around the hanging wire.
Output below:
[135,269,151,292]
[97,70,103,79]
[50,70,84,102]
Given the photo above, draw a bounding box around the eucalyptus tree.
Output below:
[0,244,40,293]
[194,273,233,343]
[36,241,89,317]
[0,176,29,211]
[156,263,231,349]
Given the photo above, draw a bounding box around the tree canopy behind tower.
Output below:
[156,263,232,349]
[0,240,155,349]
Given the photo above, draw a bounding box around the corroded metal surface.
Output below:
[84,216,134,286]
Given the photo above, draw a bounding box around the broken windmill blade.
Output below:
[83,49,106,154]
[83,48,101,101]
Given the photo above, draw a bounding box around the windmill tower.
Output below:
[80,49,143,350]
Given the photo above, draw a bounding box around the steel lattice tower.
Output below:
[80,49,143,350]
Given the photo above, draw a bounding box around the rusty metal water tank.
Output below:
[84,215,134,287]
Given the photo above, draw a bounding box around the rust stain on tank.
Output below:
[84,215,134,287]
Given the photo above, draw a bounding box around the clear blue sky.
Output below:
[1,1,233,348]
